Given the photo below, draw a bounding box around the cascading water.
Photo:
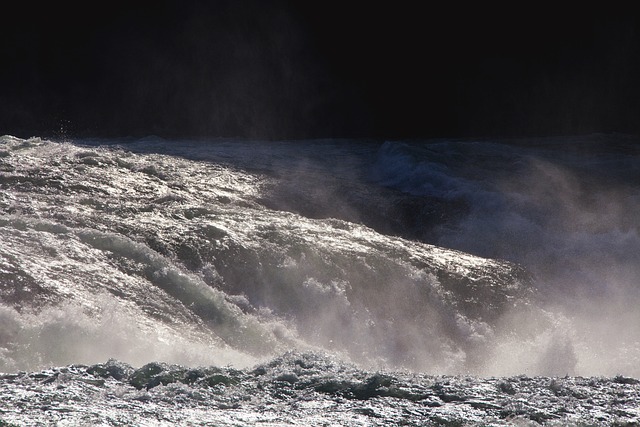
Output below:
[1,134,639,426]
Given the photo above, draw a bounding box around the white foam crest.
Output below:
[74,228,298,355]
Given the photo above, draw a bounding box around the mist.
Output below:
[387,137,640,377]
[0,296,258,372]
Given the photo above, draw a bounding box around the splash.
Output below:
[1,135,638,377]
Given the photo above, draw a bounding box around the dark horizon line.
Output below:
[4,126,639,143]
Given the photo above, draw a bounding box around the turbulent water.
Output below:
[1,134,639,425]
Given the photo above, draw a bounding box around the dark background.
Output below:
[1,1,639,140]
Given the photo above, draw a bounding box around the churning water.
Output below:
[1,134,639,425]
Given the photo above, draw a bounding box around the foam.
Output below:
[1,135,638,376]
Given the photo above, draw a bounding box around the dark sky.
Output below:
[1,1,639,139]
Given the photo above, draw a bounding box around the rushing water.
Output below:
[0,134,639,425]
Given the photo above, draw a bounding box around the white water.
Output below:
[0,134,639,378]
